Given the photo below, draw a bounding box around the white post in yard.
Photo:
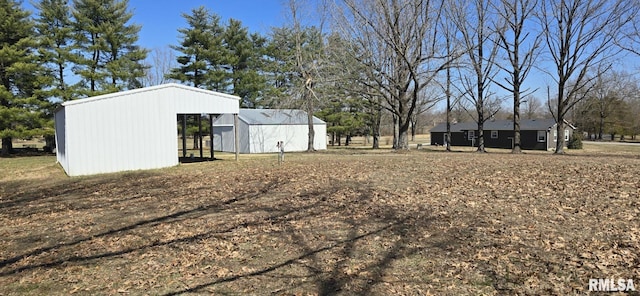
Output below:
[234,113,240,161]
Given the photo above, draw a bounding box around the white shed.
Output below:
[54,83,240,176]
[212,109,327,153]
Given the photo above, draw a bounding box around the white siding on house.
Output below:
[55,83,240,176]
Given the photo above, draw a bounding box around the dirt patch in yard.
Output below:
[1,151,639,295]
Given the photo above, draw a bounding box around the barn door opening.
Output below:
[177,113,216,163]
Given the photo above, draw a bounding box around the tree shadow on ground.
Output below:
[159,182,458,296]
[2,167,469,295]
[0,177,289,273]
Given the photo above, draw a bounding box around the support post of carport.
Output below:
[181,114,187,158]
[234,113,240,161]
[209,114,215,160]
[198,114,203,158]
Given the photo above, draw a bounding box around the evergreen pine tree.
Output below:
[168,6,222,89]
[72,0,146,96]
[169,9,269,103]
[224,19,268,107]
[34,0,75,102]
[264,26,298,105]
[0,0,50,156]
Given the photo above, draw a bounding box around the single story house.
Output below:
[212,109,327,153]
[430,119,575,150]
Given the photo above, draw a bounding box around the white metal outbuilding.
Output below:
[54,83,240,176]
[212,109,327,153]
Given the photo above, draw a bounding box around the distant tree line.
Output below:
[3,0,640,156]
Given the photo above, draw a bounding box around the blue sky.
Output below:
[130,0,287,49]
[20,0,639,106]
[23,0,288,49]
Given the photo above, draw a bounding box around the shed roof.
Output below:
[430,118,558,133]
[61,83,240,107]
[239,109,325,125]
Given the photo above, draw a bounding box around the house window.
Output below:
[565,130,569,141]
[491,130,498,139]
[537,130,546,142]
[468,130,475,140]
[554,130,557,142]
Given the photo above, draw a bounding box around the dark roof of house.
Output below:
[430,118,558,133]
[239,109,325,125]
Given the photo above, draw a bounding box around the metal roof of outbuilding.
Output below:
[61,83,240,107]
[239,109,325,125]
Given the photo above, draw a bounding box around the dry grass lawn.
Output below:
[1,144,639,295]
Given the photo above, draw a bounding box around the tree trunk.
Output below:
[477,123,485,152]
[598,114,604,140]
[476,106,486,152]
[555,121,565,154]
[446,99,451,151]
[44,135,56,153]
[1,137,12,157]
[410,116,417,142]
[446,123,451,151]
[372,105,381,149]
[392,114,398,149]
[306,89,315,152]
[512,91,522,153]
[445,62,452,152]
[398,130,409,150]
[398,110,411,150]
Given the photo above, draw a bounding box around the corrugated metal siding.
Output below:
[63,92,176,176]
[248,124,327,153]
[213,111,327,154]
[211,113,235,126]
[212,114,243,153]
[314,124,327,150]
[54,108,68,173]
[249,125,296,153]
[57,84,240,176]
[212,125,235,152]
[239,121,250,153]
[240,109,325,125]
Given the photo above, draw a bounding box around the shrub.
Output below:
[568,132,583,149]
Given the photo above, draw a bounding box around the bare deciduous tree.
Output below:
[494,0,540,153]
[334,0,453,150]
[627,92,640,139]
[143,47,177,86]
[410,86,442,141]
[522,95,542,119]
[287,0,325,151]
[573,71,638,140]
[614,3,640,56]
[439,6,465,151]
[450,0,502,152]
[539,0,635,153]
